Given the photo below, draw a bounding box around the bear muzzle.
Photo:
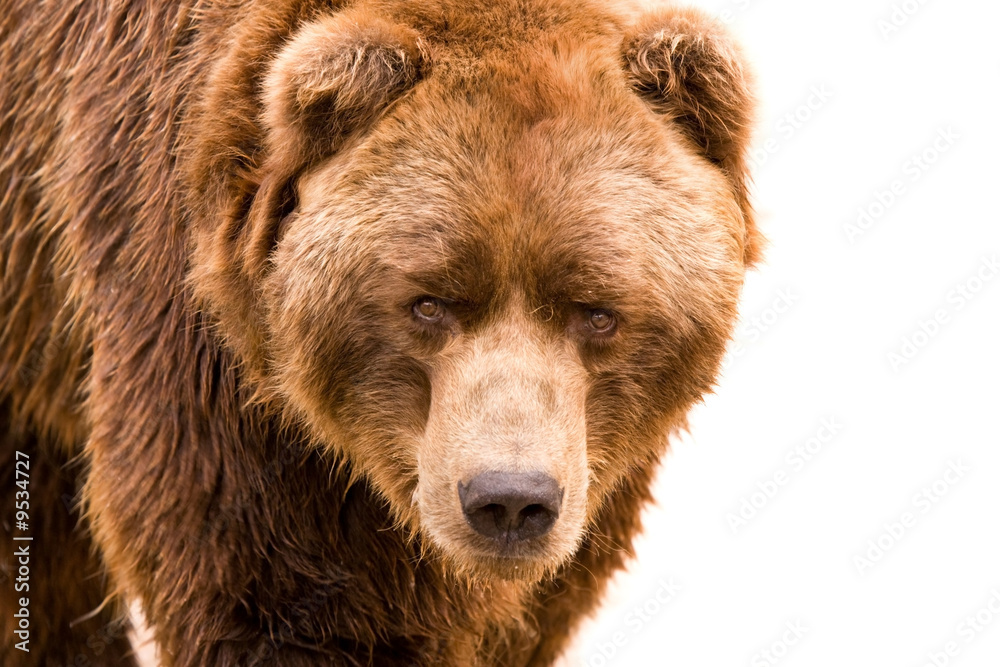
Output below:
[458,470,563,543]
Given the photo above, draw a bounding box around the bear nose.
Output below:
[458,471,562,543]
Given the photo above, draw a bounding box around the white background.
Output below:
[567,0,1000,666]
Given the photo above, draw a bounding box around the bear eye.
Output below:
[413,297,447,323]
[587,308,616,333]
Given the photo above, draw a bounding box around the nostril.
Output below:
[480,503,506,526]
[458,471,562,543]
[516,503,556,538]
[464,503,507,539]
[519,504,549,523]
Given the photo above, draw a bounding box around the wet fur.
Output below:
[1,0,759,664]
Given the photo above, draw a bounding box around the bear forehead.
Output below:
[290,0,742,310]
[373,0,628,55]
[296,124,735,323]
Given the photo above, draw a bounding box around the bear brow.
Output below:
[522,238,636,307]
[534,267,629,307]
[397,238,500,306]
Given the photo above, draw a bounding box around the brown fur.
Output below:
[1,1,760,664]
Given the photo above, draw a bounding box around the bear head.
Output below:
[186,0,760,583]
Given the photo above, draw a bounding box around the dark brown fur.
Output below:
[1,1,760,664]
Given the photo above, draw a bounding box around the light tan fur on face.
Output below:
[416,299,590,581]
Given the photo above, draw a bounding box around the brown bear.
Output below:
[0,0,760,664]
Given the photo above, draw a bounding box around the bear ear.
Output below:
[229,13,428,294]
[622,9,762,265]
[262,11,428,163]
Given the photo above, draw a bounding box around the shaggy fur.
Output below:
[0,0,760,664]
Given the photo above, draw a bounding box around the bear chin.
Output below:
[415,500,594,585]
[434,540,575,584]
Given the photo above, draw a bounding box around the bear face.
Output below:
[187,0,759,583]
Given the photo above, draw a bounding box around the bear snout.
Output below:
[458,471,563,544]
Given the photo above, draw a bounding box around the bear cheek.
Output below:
[263,253,431,502]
